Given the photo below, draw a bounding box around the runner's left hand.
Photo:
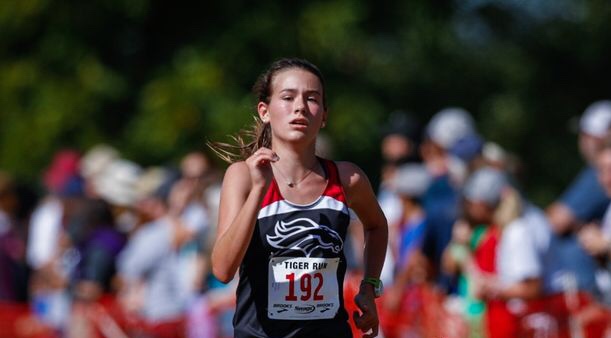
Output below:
[353,286,379,338]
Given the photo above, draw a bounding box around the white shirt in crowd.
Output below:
[27,197,63,269]
[497,204,551,286]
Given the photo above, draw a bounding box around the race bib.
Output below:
[268,257,340,320]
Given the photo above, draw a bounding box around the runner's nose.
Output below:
[294,95,307,113]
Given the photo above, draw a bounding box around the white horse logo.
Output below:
[266,218,343,257]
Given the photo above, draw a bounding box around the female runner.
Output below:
[210,58,388,338]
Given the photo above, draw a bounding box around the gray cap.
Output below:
[392,163,432,198]
[580,100,611,138]
[462,167,507,205]
[426,107,476,149]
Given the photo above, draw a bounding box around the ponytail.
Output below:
[207,117,272,163]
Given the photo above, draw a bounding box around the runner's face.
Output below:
[597,149,611,196]
[259,69,326,144]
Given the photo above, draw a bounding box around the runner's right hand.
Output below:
[245,147,279,189]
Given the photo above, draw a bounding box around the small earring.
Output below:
[322,121,326,128]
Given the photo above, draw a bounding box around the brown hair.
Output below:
[208,58,326,163]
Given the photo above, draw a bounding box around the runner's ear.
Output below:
[258,102,270,123]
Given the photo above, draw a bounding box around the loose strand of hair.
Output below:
[207,117,272,164]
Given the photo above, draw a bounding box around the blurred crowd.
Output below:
[2,101,611,338]
[372,101,611,338]
[0,148,235,337]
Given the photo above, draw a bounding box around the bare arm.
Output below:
[479,277,542,301]
[500,278,542,300]
[339,162,388,284]
[211,148,277,283]
[339,162,388,338]
[441,219,472,276]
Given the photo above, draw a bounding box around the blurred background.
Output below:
[2,1,611,337]
[1,0,610,204]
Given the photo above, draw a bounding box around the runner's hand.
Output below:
[353,287,379,338]
[245,147,278,189]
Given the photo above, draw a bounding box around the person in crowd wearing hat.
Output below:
[379,164,432,337]
[420,107,476,292]
[547,100,611,234]
[543,101,611,297]
[450,133,485,176]
[26,150,85,332]
[578,140,611,306]
[79,144,120,199]
[92,158,143,235]
[386,164,432,294]
[116,167,177,320]
[116,165,213,335]
[442,167,503,338]
[443,167,551,338]
[27,150,83,272]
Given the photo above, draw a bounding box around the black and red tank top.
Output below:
[234,158,352,338]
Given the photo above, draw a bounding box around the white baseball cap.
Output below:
[94,159,142,207]
[462,167,507,206]
[426,107,476,149]
[483,142,507,164]
[392,163,432,197]
[580,100,611,138]
[80,144,120,179]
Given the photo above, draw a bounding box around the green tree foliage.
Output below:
[1,0,610,204]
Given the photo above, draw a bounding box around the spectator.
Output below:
[377,111,422,287]
[179,151,220,252]
[442,167,503,338]
[381,163,431,337]
[420,107,476,291]
[66,198,126,302]
[578,140,611,305]
[544,101,611,296]
[0,172,29,302]
[444,167,553,338]
[547,100,611,233]
[378,111,422,226]
[27,150,81,270]
[387,163,432,284]
[116,166,208,335]
[179,151,236,338]
[26,150,84,331]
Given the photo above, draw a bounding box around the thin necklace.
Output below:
[272,160,318,188]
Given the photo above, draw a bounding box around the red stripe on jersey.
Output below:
[259,158,347,208]
[260,179,283,209]
[322,160,347,203]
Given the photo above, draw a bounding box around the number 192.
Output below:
[285,273,324,301]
